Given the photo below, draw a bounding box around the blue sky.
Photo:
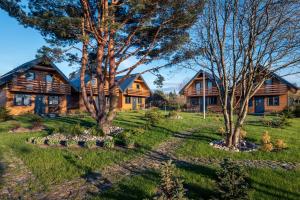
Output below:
[0,10,299,91]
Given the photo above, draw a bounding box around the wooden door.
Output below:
[35,95,46,115]
[255,97,265,114]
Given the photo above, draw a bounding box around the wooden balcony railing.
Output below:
[254,84,288,95]
[126,88,151,97]
[9,78,71,95]
[184,87,219,96]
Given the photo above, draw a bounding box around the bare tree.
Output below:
[184,0,300,147]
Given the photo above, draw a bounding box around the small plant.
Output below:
[27,114,43,128]
[168,110,179,118]
[216,158,249,200]
[274,139,287,150]
[34,137,46,145]
[145,108,163,127]
[66,140,78,147]
[89,125,104,136]
[240,129,247,139]
[261,131,271,144]
[116,131,135,148]
[0,107,12,122]
[260,131,273,152]
[47,138,61,146]
[132,127,145,135]
[261,143,273,152]
[217,127,226,136]
[155,160,187,200]
[85,140,96,148]
[103,137,114,148]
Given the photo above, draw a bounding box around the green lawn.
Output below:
[0,111,299,199]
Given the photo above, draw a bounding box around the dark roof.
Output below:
[179,69,219,94]
[70,72,151,93]
[0,56,73,88]
[270,72,299,90]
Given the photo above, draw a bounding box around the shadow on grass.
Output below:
[98,170,159,200]
[250,179,300,200]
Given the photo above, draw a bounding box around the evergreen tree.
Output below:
[0,0,204,133]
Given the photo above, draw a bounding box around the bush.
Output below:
[89,126,104,136]
[145,108,163,127]
[261,115,290,128]
[168,110,179,118]
[217,127,226,136]
[66,140,78,147]
[103,137,114,148]
[240,129,247,139]
[216,158,249,200]
[274,139,287,150]
[261,131,271,144]
[116,131,135,148]
[85,140,96,148]
[132,127,145,135]
[47,138,61,146]
[261,143,273,152]
[0,107,12,122]
[27,114,43,128]
[55,123,84,136]
[34,137,46,145]
[155,160,187,200]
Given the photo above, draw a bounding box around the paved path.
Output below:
[0,148,43,200]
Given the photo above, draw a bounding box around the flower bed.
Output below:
[209,140,258,152]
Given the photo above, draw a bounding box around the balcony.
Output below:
[184,87,219,96]
[9,78,71,95]
[125,88,151,97]
[254,84,288,96]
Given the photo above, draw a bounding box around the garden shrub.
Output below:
[66,140,78,147]
[261,131,271,144]
[240,129,247,139]
[261,115,290,128]
[27,114,43,128]
[274,139,287,150]
[0,107,12,122]
[155,160,187,200]
[85,140,96,148]
[89,125,104,136]
[103,137,114,148]
[34,137,46,145]
[216,158,249,200]
[168,110,180,119]
[217,127,226,136]
[116,131,135,148]
[260,131,273,152]
[261,143,273,152]
[132,127,145,135]
[47,138,61,146]
[145,108,163,127]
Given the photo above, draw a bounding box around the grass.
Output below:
[175,114,300,162]
[0,111,299,199]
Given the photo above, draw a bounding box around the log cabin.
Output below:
[180,70,299,114]
[70,73,151,111]
[180,70,222,112]
[0,57,73,116]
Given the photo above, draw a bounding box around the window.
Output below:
[125,96,131,104]
[208,97,217,105]
[195,81,202,92]
[268,96,280,106]
[207,81,213,89]
[136,84,140,90]
[138,97,142,104]
[91,78,96,86]
[190,97,199,105]
[45,74,53,83]
[49,96,59,105]
[265,79,273,85]
[25,72,35,81]
[248,99,253,107]
[14,94,31,106]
